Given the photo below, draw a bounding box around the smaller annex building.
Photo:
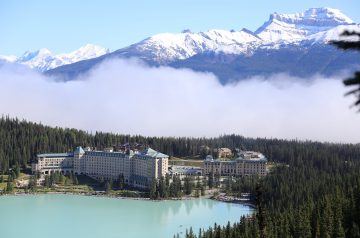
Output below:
[32,146,169,189]
[204,151,267,177]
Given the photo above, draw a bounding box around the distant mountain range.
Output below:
[1,7,360,83]
[0,44,109,72]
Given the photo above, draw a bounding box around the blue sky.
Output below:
[0,0,359,56]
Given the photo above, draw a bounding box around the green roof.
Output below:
[142,148,168,158]
[37,153,73,158]
[74,146,85,154]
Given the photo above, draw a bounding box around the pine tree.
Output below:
[225,176,232,195]
[333,219,345,238]
[200,183,205,196]
[28,175,37,192]
[73,175,79,185]
[158,176,167,198]
[349,222,360,238]
[332,31,360,107]
[149,178,157,199]
[215,173,220,188]
[184,176,193,195]
[208,172,214,189]
[105,181,111,194]
[256,182,266,238]
[118,174,124,190]
[6,176,13,193]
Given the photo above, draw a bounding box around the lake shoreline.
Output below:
[2,191,255,207]
[2,191,204,202]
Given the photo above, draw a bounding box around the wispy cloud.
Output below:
[0,59,358,143]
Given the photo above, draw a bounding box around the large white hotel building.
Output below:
[204,151,267,177]
[32,146,169,188]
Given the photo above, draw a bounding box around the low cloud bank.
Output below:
[0,59,358,143]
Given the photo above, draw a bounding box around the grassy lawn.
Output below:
[18,173,30,180]
[169,158,203,167]
[0,183,6,190]
[0,175,8,191]
[0,174,9,181]
[110,190,147,198]
[28,184,93,193]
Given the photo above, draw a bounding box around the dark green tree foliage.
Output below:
[158,176,168,198]
[150,175,199,200]
[332,31,360,107]
[170,175,182,198]
[118,174,125,190]
[149,178,157,199]
[6,175,14,193]
[28,175,37,192]
[180,145,360,238]
[183,176,194,195]
[225,176,232,195]
[105,181,111,194]
[2,117,360,172]
[214,173,221,188]
[255,182,266,238]
[208,172,214,189]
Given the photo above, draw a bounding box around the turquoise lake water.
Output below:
[0,195,253,238]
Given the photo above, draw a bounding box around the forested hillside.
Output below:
[1,116,360,173]
[183,157,360,238]
[1,116,360,171]
[182,138,360,237]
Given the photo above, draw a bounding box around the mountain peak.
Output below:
[0,44,109,72]
[270,7,354,26]
[18,48,52,62]
[255,7,355,42]
[37,48,52,55]
[76,43,109,52]
[62,44,110,60]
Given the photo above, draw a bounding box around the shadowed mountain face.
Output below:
[171,44,360,83]
[44,7,360,83]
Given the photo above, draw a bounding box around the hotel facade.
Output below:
[204,151,267,177]
[32,146,169,188]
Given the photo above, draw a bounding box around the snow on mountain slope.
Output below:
[130,28,261,63]
[2,7,358,74]
[120,8,357,64]
[17,48,55,72]
[57,44,110,64]
[256,7,355,42]
[308,24,360,43]
[44,7,360,82]
[1,44,109,72]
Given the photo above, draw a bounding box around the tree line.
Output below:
[180,145,360,237]
[2,116,360,173]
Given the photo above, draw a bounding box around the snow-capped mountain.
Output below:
[0,44,110,72]
[255,7,355,42]
[108,7,358,65]
[46,7,360,82]
[128,28,262,63]
[3,7,360,82]
[307,24,360,43]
